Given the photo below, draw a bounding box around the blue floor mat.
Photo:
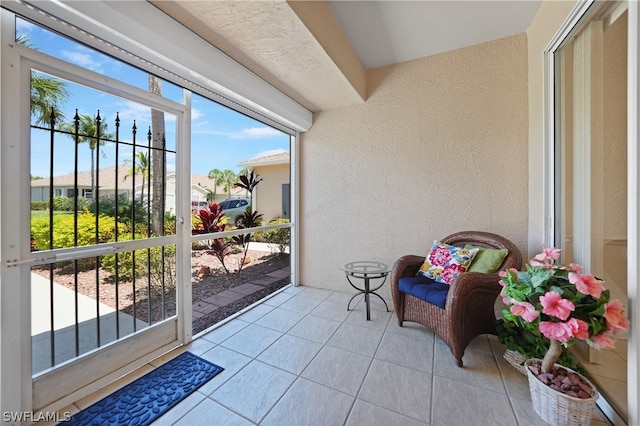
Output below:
[68,351,223,426]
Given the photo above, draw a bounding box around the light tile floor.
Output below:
[62,285,611,425]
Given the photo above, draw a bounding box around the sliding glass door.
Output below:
[551,1,630,422]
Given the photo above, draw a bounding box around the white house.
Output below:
[31,167,244,215]
[237,151,290,223]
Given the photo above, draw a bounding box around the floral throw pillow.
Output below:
[418,240,479,285]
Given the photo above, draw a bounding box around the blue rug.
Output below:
[68,351,223,426]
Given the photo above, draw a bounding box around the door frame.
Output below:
[0,14,192,412]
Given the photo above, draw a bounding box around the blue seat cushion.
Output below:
[398,275,450,309]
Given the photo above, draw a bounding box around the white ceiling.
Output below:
[327,0,542,69]
[152,0,542,112]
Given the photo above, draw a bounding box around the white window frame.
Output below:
[1,0,301,416]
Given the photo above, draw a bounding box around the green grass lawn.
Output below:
[31,210,75,219]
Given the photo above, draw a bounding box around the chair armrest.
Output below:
[390,255,425,283]
[445,272,501,312]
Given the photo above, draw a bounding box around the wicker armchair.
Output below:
[390,230,523,367]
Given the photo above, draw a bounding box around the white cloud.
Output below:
[191,125,283,140]
[228,127,283,140]
[191,107,204,121]
[250,148,288,160]
[112,100,176,127]
[16,19,36,36]
[60,49,104,73]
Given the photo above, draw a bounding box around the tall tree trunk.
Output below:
[90,146,96,202]
[149,75,165,236]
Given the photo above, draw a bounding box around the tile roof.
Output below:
[31,167,244,196]
[31,166,141,190]
[237,151,289,167]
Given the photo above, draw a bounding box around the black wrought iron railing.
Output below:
[30,107,176,373]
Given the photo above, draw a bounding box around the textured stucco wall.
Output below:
[254,163,290,223]
[299,34,529,295]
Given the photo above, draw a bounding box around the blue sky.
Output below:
[20,18,290,178]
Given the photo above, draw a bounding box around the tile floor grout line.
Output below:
[256,289,355,425]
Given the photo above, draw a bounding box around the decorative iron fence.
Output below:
[30,108,177,373]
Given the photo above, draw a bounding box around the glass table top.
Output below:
[339,260,390,276]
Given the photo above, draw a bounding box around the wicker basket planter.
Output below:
[503,349,527,375]
[525,358,598,426]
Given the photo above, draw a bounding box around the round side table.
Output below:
[339,261,390,320]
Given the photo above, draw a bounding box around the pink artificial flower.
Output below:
[567,318,589,340]
[510,301,539,323]
[529,259,545,268]
[560,263,583,273]
[604,299,629,332]
[499,288,510,305]
[533,246,562,262]
[539,321,573,343]
[568,273,605,298]
[540,291,575,320]
[499,268,519,278]
[592,331,616,350]
[529,259,557,270]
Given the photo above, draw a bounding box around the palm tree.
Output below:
[221,169,237,198]
[62,112,114,201]
[124,151,150,202]
[207,168,225,200]
[18,35,70,126]
[235,169,262,195]
[149,75,165,236]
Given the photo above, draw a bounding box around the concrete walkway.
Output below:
[31,273,116,335]
[31,273,146,373]
[30,242,289,373]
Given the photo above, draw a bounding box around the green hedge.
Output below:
[258,218,290,253]
[31,201,48,211]
[102,243,176,296]
[31,211,125,250]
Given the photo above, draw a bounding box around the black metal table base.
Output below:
[345,274,390,320]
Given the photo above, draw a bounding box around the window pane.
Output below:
[191,232,290,334]
[31,244,176,373]
[30,71,178,250]
[17,17,183,103]
[190,94,291,229]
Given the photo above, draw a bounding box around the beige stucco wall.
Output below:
[254,163,289,223]
[299,34,529,295]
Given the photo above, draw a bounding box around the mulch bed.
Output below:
[33,249,290,335]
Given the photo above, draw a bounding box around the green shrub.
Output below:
[31,211,124,250]
[259,218,290,254]
[51,195,90,211]
[90,193,148,225]
[31,201,48,211]
[52,196,72,211]
[102,243,176,297]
